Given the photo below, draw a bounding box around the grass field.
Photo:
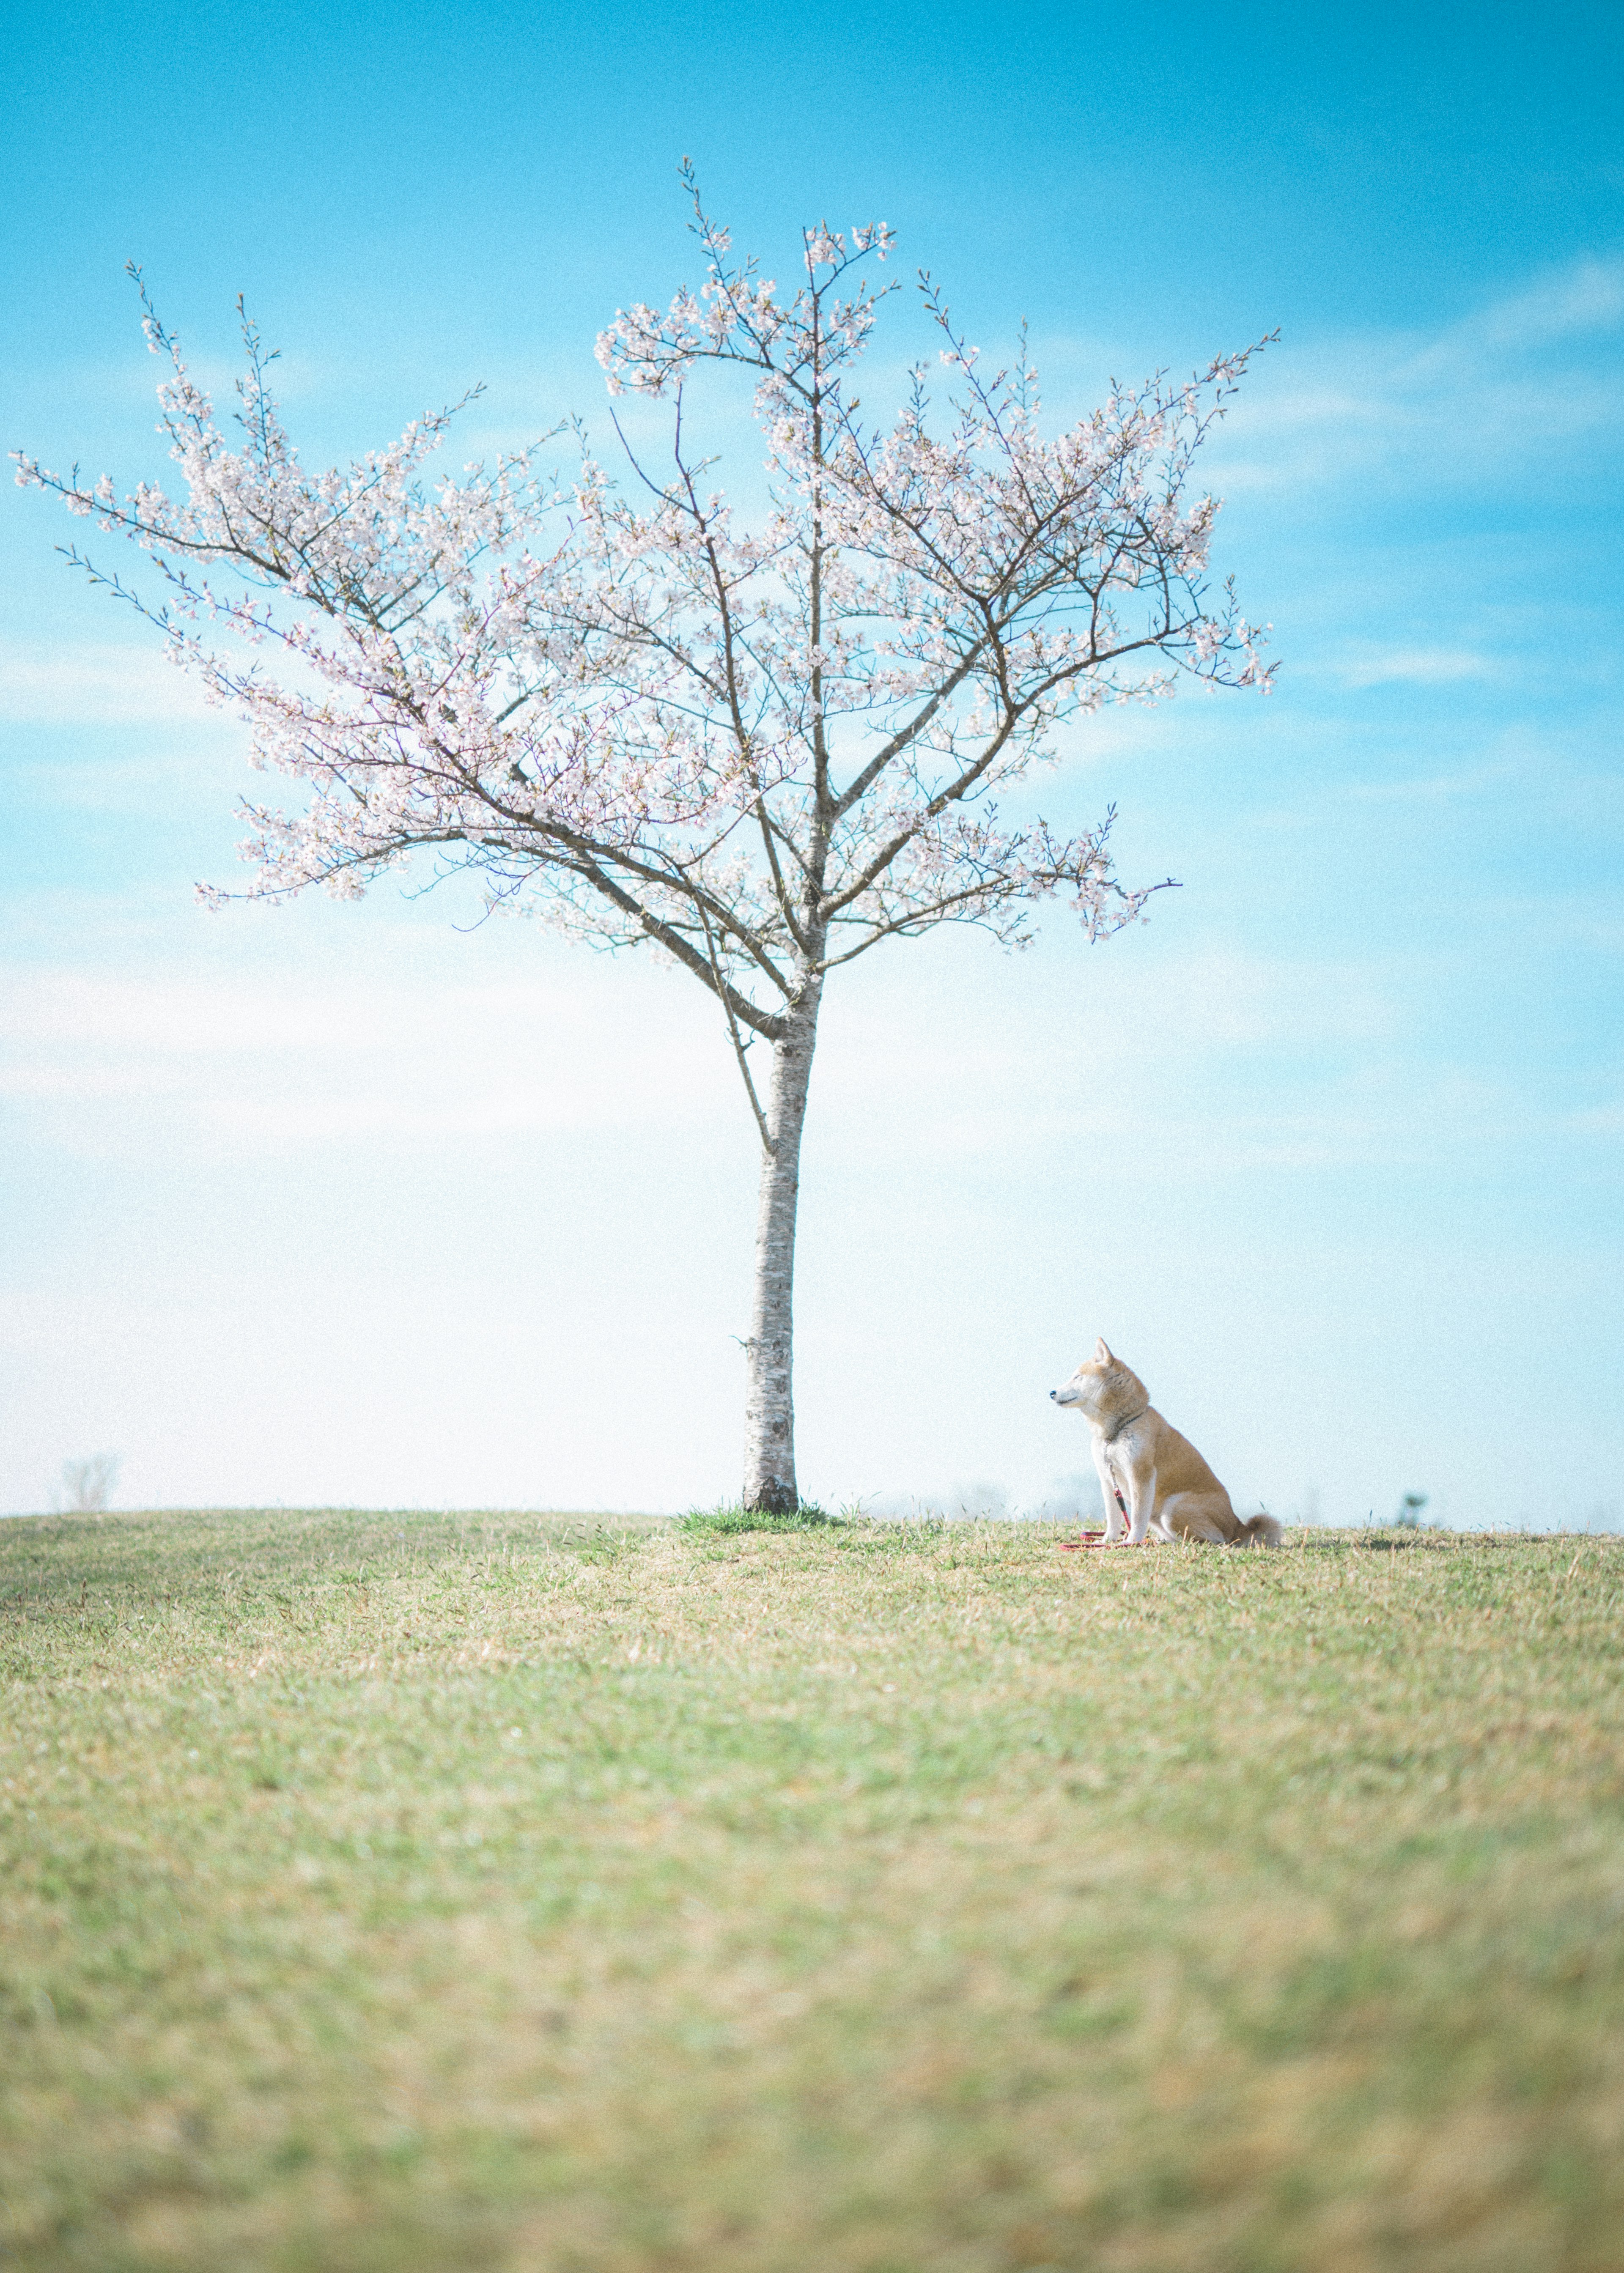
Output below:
[3,1508,1622,2273]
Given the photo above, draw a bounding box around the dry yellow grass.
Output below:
[3,1508,1622,2270]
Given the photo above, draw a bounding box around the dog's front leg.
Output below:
[1122,1457,1158,1546]
[1091,1436,1127,1544]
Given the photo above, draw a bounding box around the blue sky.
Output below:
[3,0,1620,1522]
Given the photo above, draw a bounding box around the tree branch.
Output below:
[696,896,776,1154]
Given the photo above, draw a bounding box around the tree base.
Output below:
[742,1481,799,1516]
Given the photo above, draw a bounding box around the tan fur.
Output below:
[1050,1338,1282,1548]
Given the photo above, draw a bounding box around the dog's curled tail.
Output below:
[1238,1512,1284,1549]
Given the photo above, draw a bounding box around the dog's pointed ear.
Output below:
[1094,1337,1114,1365]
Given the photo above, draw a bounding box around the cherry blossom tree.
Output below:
[16,169,1272,1512]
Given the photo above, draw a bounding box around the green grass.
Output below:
[677,1502,846,1535]
[3,1508,1623,2273]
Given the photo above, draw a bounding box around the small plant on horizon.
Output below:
[16,165,1273,1514]
[1394,1492,1429,1530]
[55,1453,120,1515]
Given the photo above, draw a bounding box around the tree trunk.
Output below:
[742,975,824,1511]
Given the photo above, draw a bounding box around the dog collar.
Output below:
[1103,1404,1149,1445]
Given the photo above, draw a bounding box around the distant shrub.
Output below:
[57,1454,119,1514]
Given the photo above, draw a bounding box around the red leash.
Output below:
[1059,1489,1129,1549]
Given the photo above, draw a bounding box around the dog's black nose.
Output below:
[1048,1389,1057,1401]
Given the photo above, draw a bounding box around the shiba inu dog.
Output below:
[1050,1340,1283,1548]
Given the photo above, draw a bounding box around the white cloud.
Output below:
[0,639,219,727]
[1342,755,1521,805]
[0,956,738,1146]
[1466,257,1624,350]
[1336,647,1497,690]
[0,924,1537,1185]
[1204,253,1624,498]
[1568,1101,1624,1135]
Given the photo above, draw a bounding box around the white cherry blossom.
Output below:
[16,175,1273,1511]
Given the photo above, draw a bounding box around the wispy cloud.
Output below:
[805,941,1577,1176]
[0,639,219,728]
[1568,1101,1624,1136]
[0,957,737,1148]
[1341,754,1521,805]
[1206,253,1624,498]
[1460,257,1624,351]
[1335,646,1498,690]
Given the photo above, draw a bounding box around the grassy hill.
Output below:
[3,1508,1621,2271]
